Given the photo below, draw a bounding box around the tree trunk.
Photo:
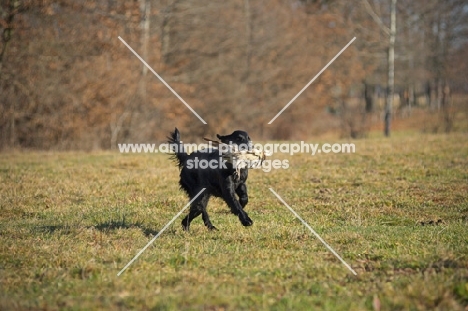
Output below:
[139,0,150,100]
[0,0,21,76]
[162,3,172,64]
[244,0,252,76]
[436,78,443,111]
[385,0,397,137]
[364,82,373,113]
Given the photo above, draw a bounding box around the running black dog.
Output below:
[168,128,253,230]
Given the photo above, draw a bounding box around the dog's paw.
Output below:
[181,220,190,231]
[240,215,253,226]
[207,225,218,231]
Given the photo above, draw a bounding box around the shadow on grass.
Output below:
[34,225,74,234]
[33,221,160,237]
[95,219,160,237]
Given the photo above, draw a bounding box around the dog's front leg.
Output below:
[235,183,248,209]
[222,180,253,226]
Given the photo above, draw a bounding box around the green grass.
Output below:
[1,133,468,310]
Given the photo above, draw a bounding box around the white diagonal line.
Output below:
[269,188,357,275]
[268,37,356,124]
[118,36,207,125]
[117,188,206,276]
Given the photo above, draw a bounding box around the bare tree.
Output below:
[362,0,397,137]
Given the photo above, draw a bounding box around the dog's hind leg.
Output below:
[198,193,217,230]
[181,193,213,231]
[201,210,217,231]
[181,192,203,231]
[181,207,201,231]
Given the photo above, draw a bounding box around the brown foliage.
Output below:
[0,0,466,149]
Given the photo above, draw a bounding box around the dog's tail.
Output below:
[167,128,187,169]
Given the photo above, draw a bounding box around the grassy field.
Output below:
[1,132,468,310]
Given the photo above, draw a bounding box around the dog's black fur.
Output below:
[168,128,253,230]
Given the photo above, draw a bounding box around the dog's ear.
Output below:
[217,134,234,144]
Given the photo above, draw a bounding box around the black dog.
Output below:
[168,128,253,231]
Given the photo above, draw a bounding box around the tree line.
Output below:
[1,0,467,149]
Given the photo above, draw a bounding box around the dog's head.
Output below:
[217,130,253,151]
